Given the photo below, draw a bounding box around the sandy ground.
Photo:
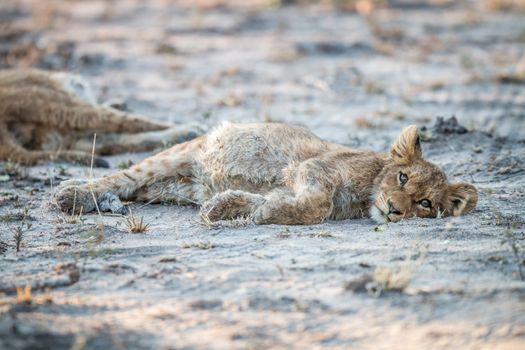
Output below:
[1,0,525,349]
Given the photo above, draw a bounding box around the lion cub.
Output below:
[0,69,201,167]
[55,122,478,225]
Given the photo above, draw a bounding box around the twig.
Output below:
[88,133,102,217]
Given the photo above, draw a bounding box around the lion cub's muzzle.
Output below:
[374,192,412,222]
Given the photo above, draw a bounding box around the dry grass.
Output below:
[216,92,244,107]
[345,251,427,297]
[199,210,215,228]
[181,240,216,249]
[371,265,414,293]
[275,227,291,239]
[60,210,84,225]
[368,17,404,42]
[268,44,301,62]
[305,0,390,14]
[0,285,53,307]
[16,285,52,305]
[16,285,32,304]
[125,209,149,233]
[368,252,426,296]
[159,256,178,263]
[199,211,251,229]
[365,80,385,94]
[9,207,32,252]
[70,335,89,350]
[310,229,334,238]
[355,116,375,129]
[0,211,26,223]
[12,226,24,252]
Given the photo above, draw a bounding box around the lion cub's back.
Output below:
[200,122,329,187]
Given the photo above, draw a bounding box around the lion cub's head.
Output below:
[370,125,478,223]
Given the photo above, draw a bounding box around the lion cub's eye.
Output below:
[398,171,408,186]
[420,199,432,208]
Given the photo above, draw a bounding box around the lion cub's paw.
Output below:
[169,124,207,144]
[54,185,97,214]
[98,192,127,215]
[200,197,229,222]
[252,205,272,225]
[200,190,265,222]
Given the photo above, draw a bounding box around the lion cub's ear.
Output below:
[442,183,478,217]
[390,125,422,164]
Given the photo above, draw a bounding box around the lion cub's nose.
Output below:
[387,200,402,215]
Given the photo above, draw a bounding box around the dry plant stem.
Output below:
[88,133,102,217]
[72,187,77,216]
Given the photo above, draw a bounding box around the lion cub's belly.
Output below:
[198,122,330,191]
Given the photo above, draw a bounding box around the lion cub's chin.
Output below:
[370,204,407,223]
[369,206,390,224]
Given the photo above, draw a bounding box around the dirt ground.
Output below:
[1,0,525,349]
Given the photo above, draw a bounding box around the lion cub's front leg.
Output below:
[200,190,266,222]
[200,187,334,225]
[201,158,337,225]
[252,187,334,225]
